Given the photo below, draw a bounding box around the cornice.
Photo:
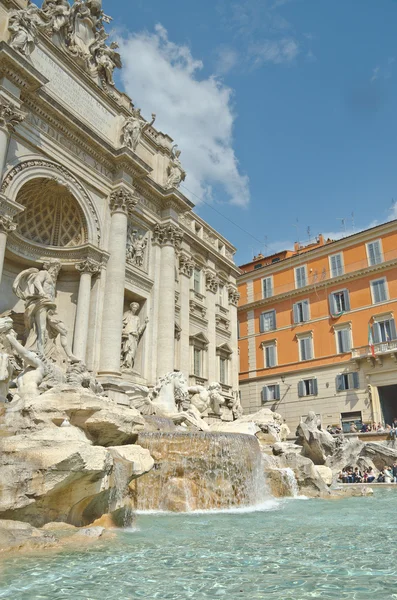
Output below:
[181,228,240,276]
[125,265,154,294]
[0,42,48,93]
[5,236,108,267]
[238,220,397,282]
[238,257,397,313]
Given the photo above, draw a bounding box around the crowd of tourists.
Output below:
[338,463,397,484]
[327,418,397,436]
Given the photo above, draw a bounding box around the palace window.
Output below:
[335,326,352,354]
[329,289,350,316]
[193,268,201,293]
[293,299,310,324]
[295,265,307,289]
[298,334,313,361]
[260,310,276,332]
[298,378,318,397]
[366,240,383,266]
[262,276,273,299]
[329,253,344,278]
[216,344,232,386]
[193,348,202,376]
[190,333,209,379]
[372,317,397,343]
[262,384,280,402]
[262,341,277,368]
[336,372,360,391]
[370,278,388,304]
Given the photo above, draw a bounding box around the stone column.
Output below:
[205,270,219,382]
[228,284,241,392]
[98,186,138,377]
[154,223,183,377]
[73,258,101,362]
[178,253,194,379]
[0,97,25,179]
[0,215,16,283]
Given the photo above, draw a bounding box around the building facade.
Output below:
[238,222,397,431]
[0,0,239,404]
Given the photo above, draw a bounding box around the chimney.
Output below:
[318,234,324,245]
[294,242,300,252]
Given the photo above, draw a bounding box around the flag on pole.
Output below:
[368,325,375,357]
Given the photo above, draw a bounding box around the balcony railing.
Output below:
[352,340,397,359]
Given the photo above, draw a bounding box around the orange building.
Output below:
[238,220,397,431]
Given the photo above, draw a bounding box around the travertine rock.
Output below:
[314,465,333,486]
[296,412,336,465]
[0,520,57,554]
[360,442,397,470]
[0,390,153,527]
[279,452,330,497]
[325,436,365,472]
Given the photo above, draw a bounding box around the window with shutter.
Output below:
[377,319,395,342]
[262,384,279,402]
[298,381,305,397]
[260,310,276,332]
[295,266,307,289]
[262,277,273,299]
[371,278,387,304]
[336,373,360,391]
[330,253,344,277]
[330,289,350,315]
[264,343,277,368]
[274,384,281,401]
[336,374,345,391]
[299,335,313,361]
[367,240,383,266]
[293,300,310,324]
[336,327,351,354]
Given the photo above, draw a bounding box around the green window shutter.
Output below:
[390,319,397,340]
[274,384,281,401]
[352,372,359,389]
[336,374,344,391]
[329,293,336,315]
[298,381,305,397]
[372,323,381,344]
[293,303,300,324]
[303,300,310,321]
[312,378,318,396]
[343,290,351,311]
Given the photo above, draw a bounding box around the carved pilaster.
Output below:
[228,285,240,307]
[109,187,138,215]
[0,97,26,133]
[75,258,101,275]
[0,215,17,234]
[179,253,194,277]
[205,270,219,293]
[152,223,183,249]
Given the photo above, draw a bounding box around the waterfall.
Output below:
[133,431,270,512]
[277,468,299,498]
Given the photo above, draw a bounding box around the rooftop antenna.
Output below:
[337,217,346,234]
[264,235,268,256]
[307,226,311,242]
[351,212,355,233]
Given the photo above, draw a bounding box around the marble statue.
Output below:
[0,317,46,400]
[8,1,45,56]
[12,260,78,363]
[0,317,20,401]
[189,382,225,416]
[92,41,121,87]
[41,0,70,35]
[165,145,186,190]
[66,361,105,395]
[126,228,148,268]
[122,109,156,152]
[231,390,244,420]
[121,303,148,371]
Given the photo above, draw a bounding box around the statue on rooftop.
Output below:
[122,109,156,152]
[8,1,45,56]
[165,145,186,190]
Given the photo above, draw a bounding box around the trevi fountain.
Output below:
[0,1,396,599]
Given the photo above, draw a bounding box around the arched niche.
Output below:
[1,158,101,246]
[16,178,88,248]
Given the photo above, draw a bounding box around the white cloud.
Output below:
[215,46,239,75]
[250,38,299,67]
[118,25,250,207]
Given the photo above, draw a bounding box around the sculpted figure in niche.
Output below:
[165,145,186,190]
[122,109,156,152]
[13,260,78,363]
[189,382,225,417]
[121,302,149,371]
[126,228,148,268]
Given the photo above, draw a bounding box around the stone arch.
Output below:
[1,158,101,245]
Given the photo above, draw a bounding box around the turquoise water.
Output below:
[1,491,396,600]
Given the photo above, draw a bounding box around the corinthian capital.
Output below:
[0,215,17,234]
[75,258,101,275]
[205,270,219,293]
[152,223,183,249]
[0,97,26,133]
[179,253,194,277]
[109,186,138,216]
[228,284,240,307]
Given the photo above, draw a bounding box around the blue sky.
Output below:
[106,0,397,265]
